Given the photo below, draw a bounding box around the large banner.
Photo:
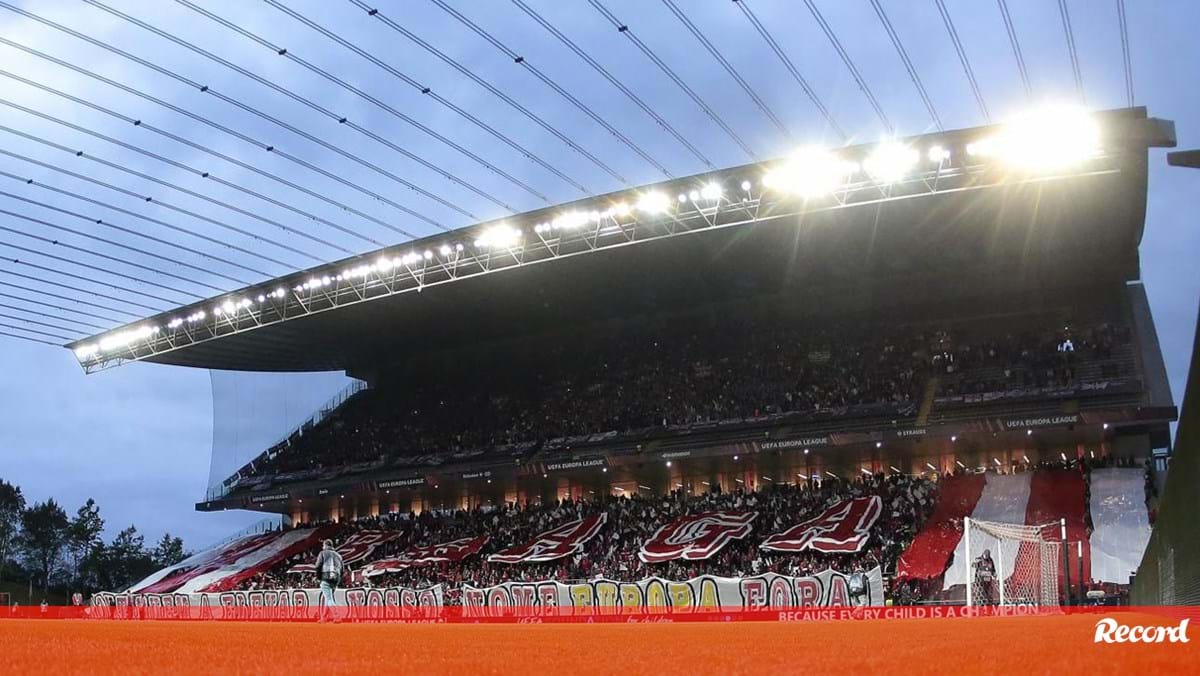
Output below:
[638,511,756,563]
[90,585,444,619]
[130,527,330,594]
[760,496,882,553]
[489,514,607,564]
[463,568,884,611]
[288,531,400,575]
[363,536,490,577]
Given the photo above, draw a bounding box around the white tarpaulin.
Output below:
[942,472,1032,590]
[1089,468,1152,583]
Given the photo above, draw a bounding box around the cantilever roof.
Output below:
[68,109,1167,374]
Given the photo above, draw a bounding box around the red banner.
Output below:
[362,535,490,577]
[760,496,882,553]
[638,511,757,563]
[288,531,400,574]
[488,514,607,563]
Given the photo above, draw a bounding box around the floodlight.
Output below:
[740,180,751,191]
[864,141,919,183]
[928,145,950,163]
[423,250,433,260]
[700,182,722,201]
[439,245,451,256]
[613,202,631,216]
[763,147,857,197]
[636,191,671,215]
[476,223,520,248]
[970,105,1100,171]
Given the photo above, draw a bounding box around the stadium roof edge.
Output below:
[65,107,1164,373]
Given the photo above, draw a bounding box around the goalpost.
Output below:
[965,517,1064,606]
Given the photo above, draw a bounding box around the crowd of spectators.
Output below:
[235,318,1130,485]
[237,472,937,602]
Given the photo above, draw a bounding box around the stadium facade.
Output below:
[67,107,1176,537]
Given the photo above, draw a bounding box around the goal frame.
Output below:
[964,516,1066,607]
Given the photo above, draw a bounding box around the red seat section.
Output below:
[895,474,985,580]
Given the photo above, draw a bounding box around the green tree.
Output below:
[151,532,188,568]
[91,525,155,592]
[0,480,24,582]
[66,499,104,592]
[19,499,69,593]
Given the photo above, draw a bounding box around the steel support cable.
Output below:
[175,0,546,206]
[0,42,432,241]
[0,181,250,287]
[0,6,450,233]
[660,0,792,143]
[1116,0,1134,107]
[996,0,1033,99]
[802,0,894,134]
[0,269,158,315]
[79,0,470,224]
[345,0,619,187]
[0,236,197,303]
[0,322,74,343]
[2,99,359,257]
[868,0,944,132]
[587,0,757,161]
[0,204,225,294]
[0,69,397,247]
[0,148,286,274]
[0,289,125,325]
[273,3,591,198]
[510,0,712,168]
[0,275,141,320]
[730,0,845,142]
[1058,0,1085,102]
[428,0,670,179]
[0,124,323,265]
[0,260,171,312]
[0,302,105,331]
[168,0,511,213]
[0,329,63,347]
[0,311,89,336]
[934,0,990,123]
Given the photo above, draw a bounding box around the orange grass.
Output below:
[2,612,1195,675]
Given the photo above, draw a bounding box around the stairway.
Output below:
[915,376,939,426]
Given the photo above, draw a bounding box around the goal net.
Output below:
[965,517,1063,606]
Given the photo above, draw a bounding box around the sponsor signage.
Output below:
[760,436,830,452]
[462,471,492,480]
[1004,414,1080,430]
[250,492,289,504]
[378,477,425,489]
[544,458,607,472]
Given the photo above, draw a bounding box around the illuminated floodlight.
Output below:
[740,180,752,191]
[439,245,452,256]
[74,344,98,359]
[677,193,687,203]
[700,182,722,201]
[221,300,236,315]
[636,191,672,215]
[613,202,631,216]
[256,295,266,303]
[423,250,433,260]
[97,325,157,352]
[969,105,1100,171]
[475,223,521,248]
[863,141,919,183]
[762,147,858,198]
[551,211,589,230]
[928,145,950,163]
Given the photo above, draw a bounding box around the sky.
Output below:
[0,0,1197,550]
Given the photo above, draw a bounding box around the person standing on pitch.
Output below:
[315,539,344,623]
